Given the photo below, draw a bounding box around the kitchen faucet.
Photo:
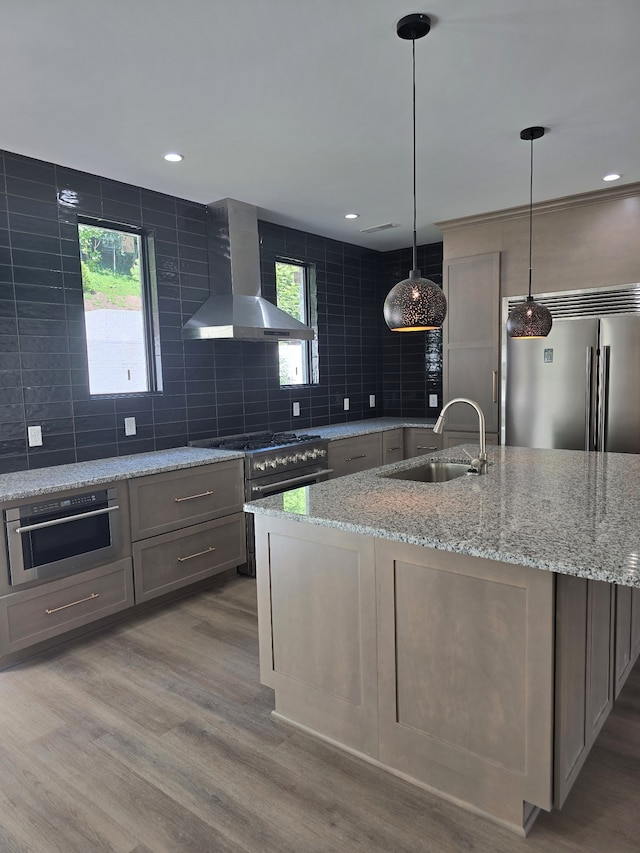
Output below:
[433,398,488,473]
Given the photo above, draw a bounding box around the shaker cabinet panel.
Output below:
[382,429,404,464]
[0,558,134,655]
[442,253,500,434]
[129,459,244,540]
[403,428,443,459]
[328,434,382,478]
[133,514,246,604]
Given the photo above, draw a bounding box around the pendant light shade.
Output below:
[506,126,553,339]
[384,271,447,331]
[383,13,446,332]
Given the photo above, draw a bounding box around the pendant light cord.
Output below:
[412,37,417,272]
[528,135,533,299]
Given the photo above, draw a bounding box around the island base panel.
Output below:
[254,515,556,834]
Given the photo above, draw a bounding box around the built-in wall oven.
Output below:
[3,484,127,592]
[190,431,330,576]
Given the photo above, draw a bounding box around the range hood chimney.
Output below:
[182,198,315,341]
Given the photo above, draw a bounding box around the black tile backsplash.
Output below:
[0,148,443,471]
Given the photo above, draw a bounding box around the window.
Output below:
[78,220,161,395]
[275,260,318,386]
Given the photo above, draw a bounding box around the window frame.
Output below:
[77,216,163,398]
[275,257,319,388]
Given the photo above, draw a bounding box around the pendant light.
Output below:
[383,13,446,332]
[506,127,553,339]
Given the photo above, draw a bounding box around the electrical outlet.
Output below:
[429,394,438,408]
[28,425,43,447]
[292,402,300,417]
[124,417,136,436]
[369,394,376,408]
[343,397,350,411]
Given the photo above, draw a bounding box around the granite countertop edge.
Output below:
[0,447,244,503]
[245,445,640,589]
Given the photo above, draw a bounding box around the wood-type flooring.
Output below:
[0,574,638,852]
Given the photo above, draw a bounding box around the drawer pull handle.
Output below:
[416,445,437,451]
[345,455,367,461]
[386,447,402,452]
[175,490,214,503]
[46,593,99,615]
[178,546,216,563]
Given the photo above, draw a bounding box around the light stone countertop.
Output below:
[0,418,434,504]
[308,417,436,440]
[0,447,243,503]
[245,444,640,589]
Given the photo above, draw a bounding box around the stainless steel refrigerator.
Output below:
[505,314,640,452]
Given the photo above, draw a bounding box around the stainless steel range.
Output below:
[189,431,330,575]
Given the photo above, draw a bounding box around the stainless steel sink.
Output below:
[385,461,472,483]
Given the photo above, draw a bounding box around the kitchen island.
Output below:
[244,445,640,835]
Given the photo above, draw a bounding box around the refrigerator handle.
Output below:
[598,345,611,452]
[585,347,593,451]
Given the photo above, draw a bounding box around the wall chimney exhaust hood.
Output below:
[182,198,315,342]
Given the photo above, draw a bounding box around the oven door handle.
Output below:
[13,505,119,534]
[252,470,333,493]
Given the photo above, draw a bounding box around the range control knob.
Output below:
[276,457,287,466]
[255,462,267,472]
[268,459,278,469]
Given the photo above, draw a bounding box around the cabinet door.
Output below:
[443,431,499,451]
[442,253,500,433]
[0,559,134,655]
[132,514,246,604]
[403,428,442,459]
[614,585,640,698]
[328,434,382,478]
[382,429,404,464]
[554,576,615,808]
[129,459,244,540]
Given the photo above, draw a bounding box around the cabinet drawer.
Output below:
[382,429,404,464]
[0,558,134,655]
[403,428,443,459]
[328,434,382,478]
[129,459,244,540]
[133,514,246,604]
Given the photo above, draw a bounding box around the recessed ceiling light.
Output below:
[344,213,359,219]
[163,152,184,162]
[603,173,621,181]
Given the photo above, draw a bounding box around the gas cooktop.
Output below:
[189,431,323,453]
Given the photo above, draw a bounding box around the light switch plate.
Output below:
[369,395,375,407]
[124,417,136,436]
[292,402,300,417]
[28,425,42,447]
[343,397,350,411]
[429,394,438,407]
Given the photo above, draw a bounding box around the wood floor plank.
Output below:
[0,573,638,852]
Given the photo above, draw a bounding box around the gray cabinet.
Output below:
[129,460,246,604]
[328,433,382,479]
[442,252,500,438]
[403,427,442,459]
[0,559,134,655]
[554,575,615,808]
[614,585,640,698]
[129,458,244,540]
[382,429,404,464]
[133,514,245,603]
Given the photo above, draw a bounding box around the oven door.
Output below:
[242,465,331,577]
[4,487,122,588]
[247,466,331,501]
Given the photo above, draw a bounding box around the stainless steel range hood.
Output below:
[182,198,315,341]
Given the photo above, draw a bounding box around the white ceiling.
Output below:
[2,0,639,250]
